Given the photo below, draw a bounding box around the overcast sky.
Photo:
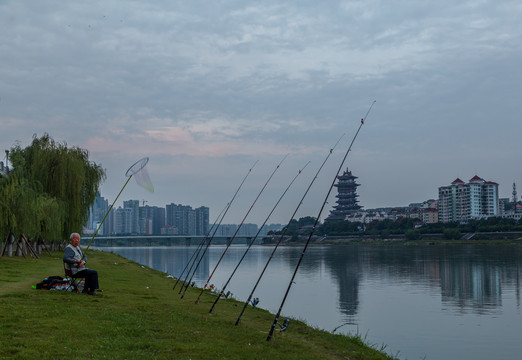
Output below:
[1,1,521,225]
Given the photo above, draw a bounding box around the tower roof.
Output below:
[337,167,357,179]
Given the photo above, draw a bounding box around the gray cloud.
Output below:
[1,0,521,223]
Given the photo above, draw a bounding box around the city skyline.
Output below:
[2,1,521,224]
[91,169,518,230]
[86,193,283,236]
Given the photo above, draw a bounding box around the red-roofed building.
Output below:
[438,175,499,223]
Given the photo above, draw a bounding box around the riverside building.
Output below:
[438,175,499,223]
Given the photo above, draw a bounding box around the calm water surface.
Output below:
[100,244,522,360]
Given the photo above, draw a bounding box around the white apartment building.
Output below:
[438,175,499,223]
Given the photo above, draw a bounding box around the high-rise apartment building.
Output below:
[123,200,140,234]
[195,206,209,236]
[438,175,499,223]
[139,205,166,235]
[86,193,110,234]
[115,207,133,234]
[166,203,193,235]
[166,203,209,235]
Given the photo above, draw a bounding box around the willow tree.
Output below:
[0,173,29,255]
[8,134,105,243]
[0,172,60,255]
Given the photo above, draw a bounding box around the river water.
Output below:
[100,244,522,360]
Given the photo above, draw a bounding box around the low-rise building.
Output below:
[422,208,439,224]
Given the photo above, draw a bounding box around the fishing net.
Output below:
[125,157,154,193]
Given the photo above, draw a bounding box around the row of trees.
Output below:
[267,215,522,241]
[0,134,105,256]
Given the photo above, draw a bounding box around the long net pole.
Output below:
[266,101,375,341]
[81,175,133,260]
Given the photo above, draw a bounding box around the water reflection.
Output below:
[322,245,521,316]
[110,246,210,283]
[105,244,521,316]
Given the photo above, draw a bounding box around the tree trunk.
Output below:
[36,237,42,255]
[22,236,28,257]
[41,238,52,256]
[2,232,15,257]
[15,237,23,257]
[7,242,13,257]
[22,234,39,259]
[14,234,27,258]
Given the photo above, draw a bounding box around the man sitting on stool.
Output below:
[63,232,99,295]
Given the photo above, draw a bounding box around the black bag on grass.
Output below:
[35,276,66,290]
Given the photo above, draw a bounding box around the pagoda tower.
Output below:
[326,168,362,221]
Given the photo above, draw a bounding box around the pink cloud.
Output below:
[83,125,317,159]
[145,127,193,143]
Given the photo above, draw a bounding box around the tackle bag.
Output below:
[35,276,70,290]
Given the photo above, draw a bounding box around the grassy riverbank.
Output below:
[0,251,394,360]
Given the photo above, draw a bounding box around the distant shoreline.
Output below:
[84,233,522,248]
[262,231,522,246]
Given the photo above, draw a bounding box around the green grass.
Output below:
[0,251,395,360]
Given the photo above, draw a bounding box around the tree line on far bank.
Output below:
[266,215,522,242]
[0,134,105,256]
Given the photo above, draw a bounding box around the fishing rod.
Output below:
[177,202,231,294]
[180,161,258,298]
[195,155,288,304]
[266,100,376,341]
[179,214,229,298]
[172,202,229,291]
[209,161,310,314]
[235,134,344,326]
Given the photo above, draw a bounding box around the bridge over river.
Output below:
[82,235,257,247]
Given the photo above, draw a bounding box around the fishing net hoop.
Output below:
[125,157,154,193]
[125,157,149,177]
